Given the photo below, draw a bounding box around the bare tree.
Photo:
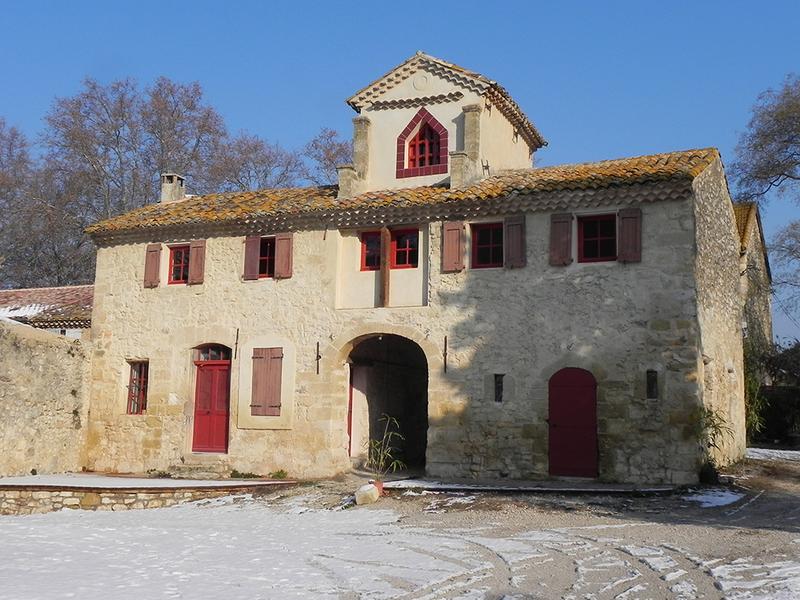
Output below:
[731,75,800,204]
[301,128,352,186]
[210,134,303,192]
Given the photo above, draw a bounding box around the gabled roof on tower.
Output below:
[346,51,547,151]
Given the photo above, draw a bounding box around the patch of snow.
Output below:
[746,447,800,462]
[0,303,50,319]
[712,558,800,599]
[681,488,744,508]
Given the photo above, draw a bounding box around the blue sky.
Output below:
[1,1,799,338]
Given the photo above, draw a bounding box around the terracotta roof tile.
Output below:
[86,148,720,240]
[0,284,93,327]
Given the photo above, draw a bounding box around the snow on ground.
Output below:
[0,473,288,488]
[1,494,799,599]
[746,447,800,462]
[681,488,745,508]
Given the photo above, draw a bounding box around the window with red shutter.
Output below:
[578,215,616,263]
[168,245,190,284]
[471,223,504,268]
[126,361,149,414]
[396,108,449,179]
[250,347,283,417]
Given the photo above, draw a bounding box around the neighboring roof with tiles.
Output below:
[346,51,547,151]
[733,201,772,280]
[86,148,721,243]
[0,284,93,328]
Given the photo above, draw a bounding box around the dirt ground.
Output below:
[253,458,800,599]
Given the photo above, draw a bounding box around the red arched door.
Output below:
[192,345,231,453]
[548,368,598,477]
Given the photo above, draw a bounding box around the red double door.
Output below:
[192,361,230,453]
[548,368,598,478]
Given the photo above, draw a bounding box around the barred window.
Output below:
[127,361,149,415]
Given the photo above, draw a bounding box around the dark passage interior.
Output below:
[348,334,428,470]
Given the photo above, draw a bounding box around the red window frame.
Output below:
[396,108,449,179]
[360,229,420,271]
[578,214,617,263]
[127,361,149,415]
[390,229,419,269]
[259,237,276,278]
[407,123,441,169]
[471,223,504,268]
[168,244,190,284]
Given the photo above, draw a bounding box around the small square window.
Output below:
[578,215,616,262]
[168,245,190,284]
[127,361,149,414]
[391,229,419,269]
[471,223,504,268]
[259,237,276,278]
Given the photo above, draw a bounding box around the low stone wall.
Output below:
[0,320,91,477]
[0,484,281,516]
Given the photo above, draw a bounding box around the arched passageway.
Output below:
[347,334,428,470]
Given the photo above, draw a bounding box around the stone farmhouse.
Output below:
[1,53,772,484]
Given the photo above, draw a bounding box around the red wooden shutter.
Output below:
[243,236,261,280]
[251,347,283,416]
[187,239,206,284]
[144,243,161,288]
[549,213,573,266]
[441,221,464,272]
[275,233,293,279]
[504,215,527,268]
[618,208,642,263]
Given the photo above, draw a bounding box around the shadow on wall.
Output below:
[428,254,706,484]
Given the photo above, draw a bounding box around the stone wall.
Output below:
[741,215,773,350]
[88,187,713,484]
[692,159,747,466]
[0,486,257,515]
[0,320,90,476]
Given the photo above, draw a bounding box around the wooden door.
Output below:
[548,368,598,477]
[192,361,230,453]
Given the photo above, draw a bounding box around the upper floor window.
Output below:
[578,215,616,262]
[168,245,190,284]
[408,124,441,168]
[126,361,149,415]
[259,237,276,278]
[397,108,448,179]
[471,223,504,268]
[360,229,420,271]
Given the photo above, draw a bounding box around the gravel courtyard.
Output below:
[1,452,799,599]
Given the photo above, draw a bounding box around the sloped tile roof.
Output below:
[347,51,547,150]
[86,148,720,241]
[0,284,93,327]
[733,202,757,246]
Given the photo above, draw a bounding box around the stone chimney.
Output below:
[160,173,185,203]
[337,116,371,199]
[449,104,482,189]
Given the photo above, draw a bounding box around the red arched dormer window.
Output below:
[396,108,448,179]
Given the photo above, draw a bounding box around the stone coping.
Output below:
[383,478,675,495]
[0,473,295,492]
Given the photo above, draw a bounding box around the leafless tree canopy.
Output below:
[732,74,800,322]
[0,77,349,287]
[732,75,800,204]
